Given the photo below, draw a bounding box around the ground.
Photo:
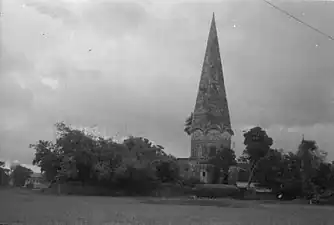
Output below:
[0,188,333,225]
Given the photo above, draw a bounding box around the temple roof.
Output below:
[192,13,232,134]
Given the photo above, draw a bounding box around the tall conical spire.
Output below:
[190,13,233,159]
[211,12,216,35]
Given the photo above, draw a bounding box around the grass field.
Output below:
[0,188,333,225]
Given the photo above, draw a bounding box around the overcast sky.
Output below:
[1,0,334,170]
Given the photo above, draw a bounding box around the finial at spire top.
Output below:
[209,12,217,34]
[211,12,216,23]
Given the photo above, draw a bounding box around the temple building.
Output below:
[178,13,234,183]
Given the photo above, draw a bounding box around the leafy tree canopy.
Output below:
[11,165,33,187]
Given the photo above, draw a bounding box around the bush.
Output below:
[243,187,258,200]
[181,177,203,188]
[155,160,180,183]
[26,183,34,189]
[114,166,160,195]
[278,181,303,199]
[192,184,240,198]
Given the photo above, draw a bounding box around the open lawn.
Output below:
[0,188,333,225]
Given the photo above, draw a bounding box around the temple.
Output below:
[178,13,234,183]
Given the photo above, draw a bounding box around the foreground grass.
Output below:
[0,189,333,225]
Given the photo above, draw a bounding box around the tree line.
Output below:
[27,122,181,195]
[2,121,334,200]
[0,161,33,187]
[240,126,334,200]
[184,113,334,200]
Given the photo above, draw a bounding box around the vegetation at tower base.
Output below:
[253,150,299,191]
[239,127,334,202]
[27,122,334,202]
[241,126,273,188]
[183,113,193,136]
[10,165,33,187]
[0,161,10,186]
[296,139,329,201]
[29,121,182,196]
[207,146,237,184]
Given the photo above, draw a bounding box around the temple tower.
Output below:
[190,13,234,161]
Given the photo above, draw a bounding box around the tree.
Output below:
[53,122,127,185]
[0,161,9,186]
[312,162,334,191]
[122,136,169,167]
[242,126,273,188]
[114,164,158,195]
[254,149,284,190]
[208,146,237,184]
[254,149,299,191]
[297,139,324,199]
[55,122,97,185]
[155,160,180,183]
[121,136,175,185]
[184,113,193,135]
[11,165,33,187]
[30,121,179,195]
[30,140,60,181]
[91,138,124,183]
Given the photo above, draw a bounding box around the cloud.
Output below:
[40,77,59,89]
[23,0,152,38]
[0,78,34,111]
[0,50,35,111]
[1,0,334,164]
[25,0,76,22]
[82,1,150,38]
[224,0,334,128]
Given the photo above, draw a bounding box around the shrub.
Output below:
[181,177,203,188]
[26,183,34,189]
[155,160,180,183]
[278,180,303,199]
[243,187,259,200]
[114,166,159,195]
[193,184,240,198]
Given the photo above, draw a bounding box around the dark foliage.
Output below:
[11,165,33,187]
